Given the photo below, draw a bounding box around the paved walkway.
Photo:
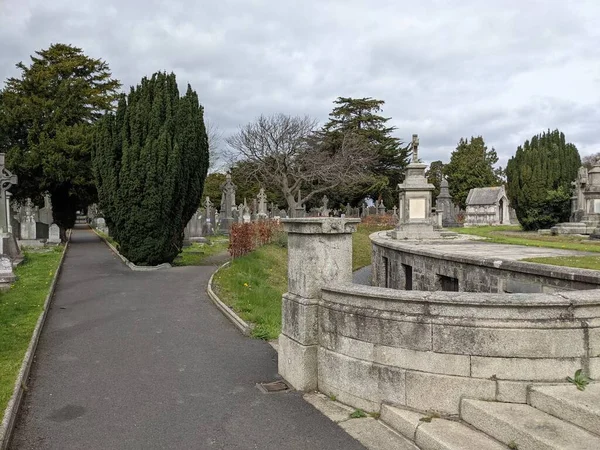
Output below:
[11,227,364,450]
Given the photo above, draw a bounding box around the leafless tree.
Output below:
[226,114,376,215]
[206,119,224,172]
[582,152,600,169]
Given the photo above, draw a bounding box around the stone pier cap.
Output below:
[281,217,361,234]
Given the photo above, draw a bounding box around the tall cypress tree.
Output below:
[443,136,503,209]
[506,129,580,231]
[92,72,209,265]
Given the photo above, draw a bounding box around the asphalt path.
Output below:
[10,226,364,450]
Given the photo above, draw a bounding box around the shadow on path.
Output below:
[11,226,364,450]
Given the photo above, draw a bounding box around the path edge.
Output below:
[91,226,171,271]
[0,233,71,450]
[207,261,253,336]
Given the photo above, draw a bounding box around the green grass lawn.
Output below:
[173,237,229,266]
[522,255,600,270]
[450,225,600,253]
[0,246,64,420]
[213,244,287,340]
[212,223,393,340]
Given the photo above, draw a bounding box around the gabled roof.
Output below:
[466,186,506,206]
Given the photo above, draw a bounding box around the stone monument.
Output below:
[435,177,461,227]
[220,173,236,233]
[391,135,439,239]
[553,164,600,236]
[48,224,61,244]
[257,188,268,219]
[0,154,20,262]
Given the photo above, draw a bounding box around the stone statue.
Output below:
[411,134,419,163]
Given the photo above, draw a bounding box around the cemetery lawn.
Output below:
[521,255,600,270]
[450,225,600,253]
[0,246,63,420]
[212,223,393,340]
[173,237,229,266]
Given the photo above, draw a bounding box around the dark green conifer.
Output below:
[506,129,580,230]
[93,72,208,265]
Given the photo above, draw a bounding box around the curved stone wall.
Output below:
[371,231,600,292]
[317,283,600,415]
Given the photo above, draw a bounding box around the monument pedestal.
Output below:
[390,222,440,240]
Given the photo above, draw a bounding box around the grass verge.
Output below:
[173,237,229,266]
[213,244,287,340]
[212,223,393,340]
[450,225,600,253]
[0,246,63,421]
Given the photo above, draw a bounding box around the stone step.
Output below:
[380,404,507,450]
[461,399,600,450]
[529,383,600,436]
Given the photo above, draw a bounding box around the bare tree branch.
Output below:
[226,114,377,215]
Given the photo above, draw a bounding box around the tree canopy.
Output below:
[320,97,408,207]
[426,160,444,202]
[444,136,503,209]
[506,129,580,230]
[93,72,209,265]
[227,113,376,215]
[0,43,121,237]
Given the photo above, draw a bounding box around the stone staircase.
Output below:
[380,383,600,450]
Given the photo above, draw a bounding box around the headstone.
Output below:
[0,154,18,234]
[48,224,61,244]
[257,188,268,219]
[0,256,15,286]
[203,197,214,235]
[294,191,305,218]
[321,195,330,217]
[95,217,109,234]
[345,203,352,217]
[377,199,386,215]
[242,199,251,223]
[20,199,37,240]
[220,173,237,233]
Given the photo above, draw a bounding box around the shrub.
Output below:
[229,220,282,258]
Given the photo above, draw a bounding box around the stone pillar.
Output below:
[278,217,360,390]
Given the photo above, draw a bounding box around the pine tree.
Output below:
[444,136,503,209]
[92,72,209,265]
[320,97,408,207]
[506,129,580,230]
[426,160,444,202]
[0,43,121,239]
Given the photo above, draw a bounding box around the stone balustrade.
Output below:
[278,218,600,416]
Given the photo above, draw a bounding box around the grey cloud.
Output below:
[1,0,599,169]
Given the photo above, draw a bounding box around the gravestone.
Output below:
[203,197,214,235]
[0,256,15,287]
[95,217,109,235]
[220,173,236,233]
[257,188,268,219]
[242,199,251,223]
[20,199,37,240]
[321,195,330,217]
[377,199,386,215]
[48,224,61,244]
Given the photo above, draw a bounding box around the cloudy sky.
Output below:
[1,0,599,168]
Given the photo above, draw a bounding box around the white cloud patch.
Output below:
[1,0,599,167]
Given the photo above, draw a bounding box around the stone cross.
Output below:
[257,188,268,218]
[0,154,17,234]
[322,195,329,216]
[411,134,419,163]
[221,172,236,218]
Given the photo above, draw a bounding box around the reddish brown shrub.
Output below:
[228,220,283,258]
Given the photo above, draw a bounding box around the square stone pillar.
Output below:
[278,218,360,390]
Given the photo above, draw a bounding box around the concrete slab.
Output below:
[339,418,419,450]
